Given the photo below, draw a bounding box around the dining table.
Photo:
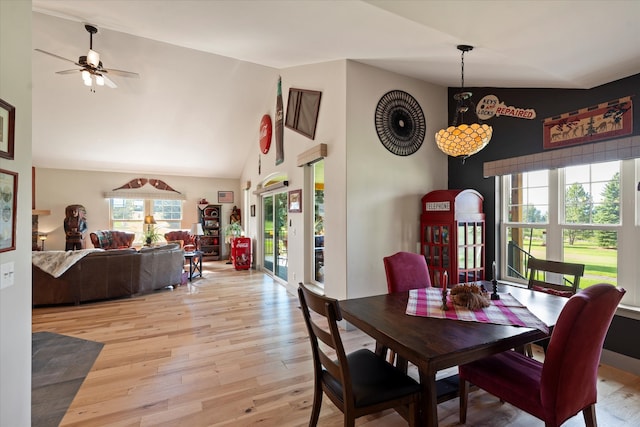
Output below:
[339,281,569,427]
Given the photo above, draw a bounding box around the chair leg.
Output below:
[583,404,597,427]
[309,383,322,427]
[375,341,388,358]
[525,343,533,358]
[459,378,469,424]
[407,401,417,427]
[344,412,355,427]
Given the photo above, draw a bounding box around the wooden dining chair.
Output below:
[527,257,585,297]
[525,257,585,355]
[297,283,421,427]
[459,283,625,427]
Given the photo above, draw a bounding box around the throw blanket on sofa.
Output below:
[32,249,104,278]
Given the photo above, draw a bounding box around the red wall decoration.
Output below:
[543,96,632,150]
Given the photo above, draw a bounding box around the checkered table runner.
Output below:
[406,287,549,334]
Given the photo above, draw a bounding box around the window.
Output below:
[504,170,549,281]
[501,160,633,304]
[110,198,182,243]
[312,160,325,285]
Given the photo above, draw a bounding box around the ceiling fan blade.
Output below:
[35,48,80,66]
[102,74,118,89]
[102,68,140,78]
[55,69,82,75]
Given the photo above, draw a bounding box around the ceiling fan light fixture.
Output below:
[435,45,492,161]
[83,76,93,87]
[87,49,100,68]
[95,74,105,86]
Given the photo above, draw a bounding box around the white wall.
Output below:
[240,60,346,294]
[240,59,448,301]
[35,168,240,254]
[0,1,32,425]
[32,12,276,179]
[344,61,448,299]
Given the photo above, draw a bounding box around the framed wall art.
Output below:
[218,191,234,203]
[543,96,633,150]
[0,98,16,160]
[285,88,322,140]
[0,169,18,252]
[288,189,302,213]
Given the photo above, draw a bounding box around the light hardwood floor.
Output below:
[32,261,640,426]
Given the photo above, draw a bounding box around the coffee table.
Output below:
[183,251,203,281]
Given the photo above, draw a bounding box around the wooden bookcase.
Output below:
[420,189,485,287]
[199,204,222,260]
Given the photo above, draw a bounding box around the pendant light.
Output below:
[435,45,492,162]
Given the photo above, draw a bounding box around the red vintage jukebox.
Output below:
[420,189,485,287]
[231,237,252,270]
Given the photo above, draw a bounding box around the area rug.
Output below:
[32,332,104,427]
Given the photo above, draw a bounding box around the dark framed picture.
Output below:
[285,88,322,140]
[0,98,16,160]
[250,204,256,217]
[218,191,234,203]
[0,169,18,252]
[288,189,302,213]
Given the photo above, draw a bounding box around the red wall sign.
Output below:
[259,114,272,154]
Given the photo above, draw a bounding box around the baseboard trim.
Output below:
[601,349,640,376]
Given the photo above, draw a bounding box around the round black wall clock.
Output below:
[374,90,426,156]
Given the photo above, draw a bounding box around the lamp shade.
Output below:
[144,215,157,225]
[435,123,493,158]
[191,223,204,236]
[87,49,100,68]
[435,45,492,160]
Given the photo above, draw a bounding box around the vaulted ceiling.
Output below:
[32,0,640,178]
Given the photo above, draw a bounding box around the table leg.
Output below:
[194,254,202,278]
[188,257,195,281]
[419,370,438,427]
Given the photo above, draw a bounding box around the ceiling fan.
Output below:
[35,24,139,91]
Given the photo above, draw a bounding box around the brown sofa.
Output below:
[32,244,184,306]
[90,230,136,249]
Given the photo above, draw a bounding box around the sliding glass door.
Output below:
[262,192,288,281]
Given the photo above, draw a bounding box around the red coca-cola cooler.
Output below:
[231,237,251,270]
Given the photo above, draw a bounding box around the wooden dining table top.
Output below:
[339,281,569,427]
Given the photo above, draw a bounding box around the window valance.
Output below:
[484,135,640,177]
[103,191,186,200]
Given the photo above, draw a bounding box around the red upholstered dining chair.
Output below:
[383,251,432,293]
[297,283,421,427]
[380,251,433,370]
[458,283,625,427]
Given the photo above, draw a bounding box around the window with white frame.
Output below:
[311,160,325,285]
[502,160,628,297]
[110,198,182,243]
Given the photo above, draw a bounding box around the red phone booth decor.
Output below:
[420,189,485,287]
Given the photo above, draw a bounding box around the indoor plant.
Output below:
[143,225,162,246]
